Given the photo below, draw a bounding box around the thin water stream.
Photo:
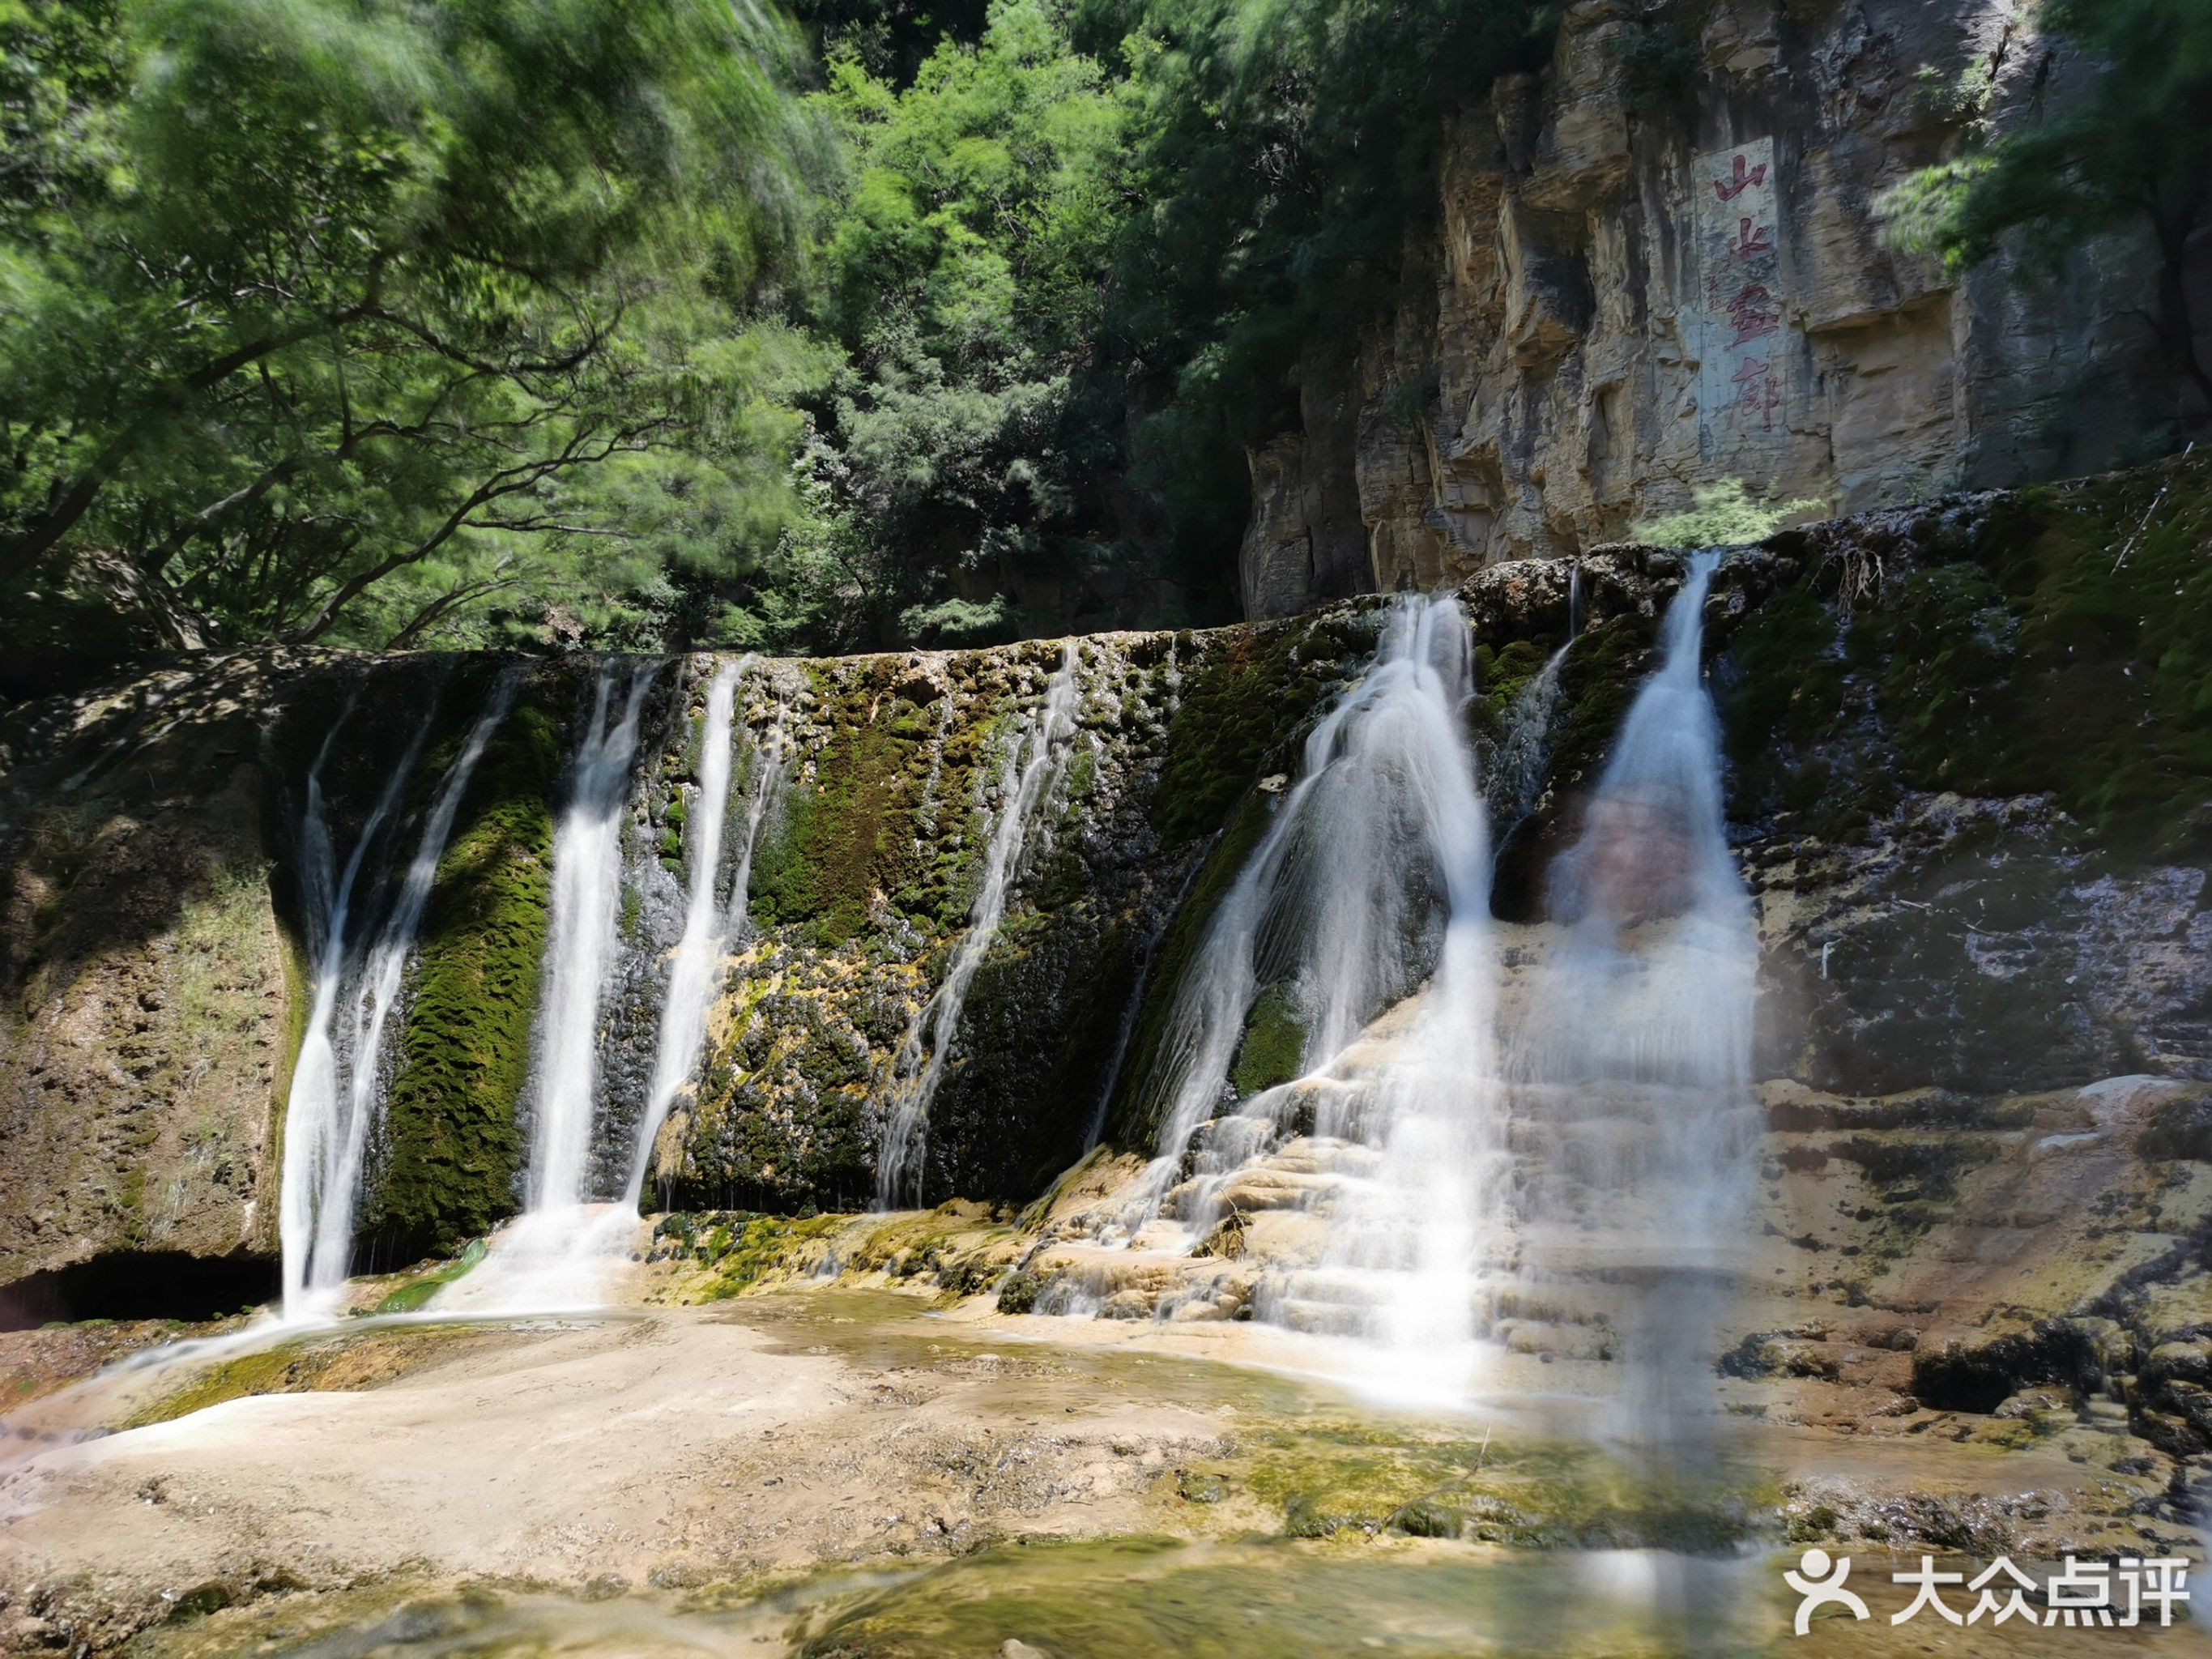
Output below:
[877,642,1083,1208]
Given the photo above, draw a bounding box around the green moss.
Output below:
[369,1238,488,1314]
[364,697,564,1259]
[1229,981,1306,1098]
[1547,612,1653,793]
[119,1341,313,1428]
[657,1209,847,1297]
[1102,791,1276,1146]
[1717,583,1870,828]
[1151,619,1357,845]
[749,661,983,945]
[1855,454,2212,852]
[1477,638,1554,709]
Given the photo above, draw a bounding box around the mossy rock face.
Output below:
[916,902,1145,1201]
[1100,791,1276,1149]
[1230,983,1306,1099]
[1151,612,1366,847]
[360,671,567,1260]
[15,462,2212,1291]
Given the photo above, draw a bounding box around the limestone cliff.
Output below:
[1241,0,2195,616]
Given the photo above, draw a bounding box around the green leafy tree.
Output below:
[1091,0,1556,554]
[1,0,821,650]
[1887,0,2212,410]
[786,0,1132,648]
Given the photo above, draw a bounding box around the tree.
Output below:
[783,0,1132,648]
[0,0,822,649]
[1086,0,1557,557]
[1886,0,2212,411]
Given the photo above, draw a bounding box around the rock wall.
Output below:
[1240,0,2192,616]
[2,455,2208,1323]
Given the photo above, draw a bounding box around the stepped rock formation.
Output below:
[1240,0,2196,617]
[0,459,2209,1478]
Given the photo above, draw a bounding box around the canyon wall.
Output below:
[2,456,2209,1331]
[1241,0,2192,616]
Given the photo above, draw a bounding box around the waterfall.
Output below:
[435,663,654,1315]
[1488,646,1569,834]
[279,676,514,1318]
[1487,561,1579,834]
[621,660,791,1208]
[876,643,1081,1209]
[525,663,656,1211]
[1510,550,1756,1586]
[1119,595,1492,1253]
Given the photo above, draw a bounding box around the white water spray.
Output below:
[877,643,1081,1208]
[526,664,655,1211]
[437,664,654,1314]
[1123,596,1494,1265]
[1510,550,1757,1576]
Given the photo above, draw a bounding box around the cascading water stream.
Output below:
[1115,595,1493,1266]
[277,700,439,1319]
[1489,645,1569,835]
[437,663,654,1313]
[1508,548,1756,1609]
[528,665,657,1211]
[622,661,791,1208]
[281,678,517,1318]
[1486,561,1580,836]
[876,643,1081,1209]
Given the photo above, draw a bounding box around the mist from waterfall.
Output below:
[279,677,514,1319]
[877,643,1082,1209]
[1510,550,1757,1608]
[622,661,791,1209]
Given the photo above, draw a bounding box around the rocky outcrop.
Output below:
[2,455,2207,1330]
[0,659,296,1319]
[1241,0,2193,616]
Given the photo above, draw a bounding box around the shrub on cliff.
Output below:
[1886,0,2212,414]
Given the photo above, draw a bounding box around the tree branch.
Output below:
[1,261,387,581]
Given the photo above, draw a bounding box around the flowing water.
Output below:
[876,642,1083,1209]
[1487,641,1570,835]
[624,660,792,1207]
[279,678,514,1320]
[1095,564,1754,1417]
[1507,549,1758,1616]
[1093,596,1502,1395]
[436,663,654,1312]
[125,1539,1788,1658]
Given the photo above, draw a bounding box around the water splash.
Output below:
[279,677,514,1318]
[526,663,657,1212]
[623,659,792,1207]
[436,664,654,1316]
[877,643,1081,1208]
[1121,595,1492,1267]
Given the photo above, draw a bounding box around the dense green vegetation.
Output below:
[1,0,1555,687]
